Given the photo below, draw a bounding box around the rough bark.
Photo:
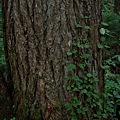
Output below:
[2,0,103,120]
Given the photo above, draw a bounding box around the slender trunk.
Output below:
[114,0,120,14]
[113,0,120,74]
[110,0,113,12]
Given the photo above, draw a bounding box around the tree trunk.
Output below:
[110,0,114,12]
[113,0,120,74]
[114,0,120,14]
[2,0,103,120]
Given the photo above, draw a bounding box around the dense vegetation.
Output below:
[0,0,120,120]
[102,1,120,119]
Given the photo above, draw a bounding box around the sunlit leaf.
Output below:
[100,28,105,35]
[76,24,82,28]
[84,26,90,29]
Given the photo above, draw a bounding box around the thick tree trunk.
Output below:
[2,0,103,120]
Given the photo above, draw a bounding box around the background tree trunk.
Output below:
[2,0,103,120]
[114,0,120,14]
[113,0,120,74]
[110,0,114,12]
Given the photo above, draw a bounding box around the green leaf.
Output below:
[94,90,98,94]
[68,41,71,46]
[73,75,79,81]
[86,73,92,78]
[66,76,71,81]
[81,110,86,115]
[71,112,76,116]
[72,103,78,107]
[77,108,81,113]
[73,87,78,91]
[79,64,84,69]
[107,93,113,97]
[68,64,76,71]
[102,22,108,26]
[84,26,90,29]
[84,44,89,48]
[82,16,89,19]
[65,103,72,111]
[96,102,101,106]
[81,89,87,94]
[78,101,82,105]
[113,91,120,98]
[72,49,77,54]
[118,56,120,61]
[62,60,68,65]
[101,65,110,69]
[77,42,82,48]
[71,84,75,88]
[102,114,108,119]
[99,28,105,35]
[97,44,103,49]
[86,92,91,97]
[81,54,90,59]
[62,61,66,65]
[71,116,78,120]
[107,72,115,77]
[67,86,71,90]
[76,24,82,28]
[67,52,72,56]
[73,96,78,101]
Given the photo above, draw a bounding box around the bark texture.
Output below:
[3,0,103,120]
